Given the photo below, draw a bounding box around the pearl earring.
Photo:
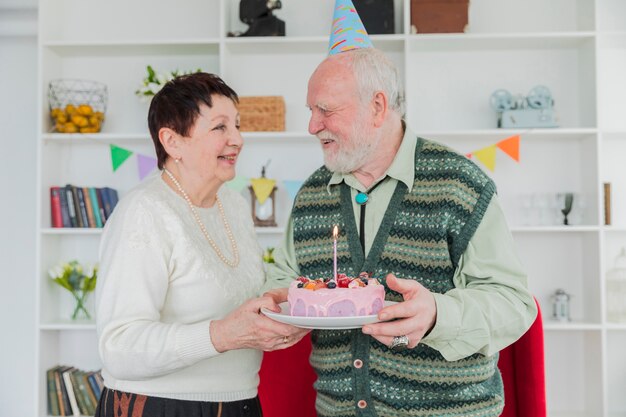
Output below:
[175,158,181,163]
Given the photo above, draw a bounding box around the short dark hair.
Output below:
[148,72,239,169]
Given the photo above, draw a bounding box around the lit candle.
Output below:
[333,225,338,281]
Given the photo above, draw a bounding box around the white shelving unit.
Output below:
[36,0,626,416]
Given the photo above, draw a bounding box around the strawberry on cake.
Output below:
[288,273,385,317]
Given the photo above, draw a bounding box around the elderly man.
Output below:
[265,44,537,417]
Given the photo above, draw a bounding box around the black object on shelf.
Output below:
[353,0,395,34]
[228,0,285,37]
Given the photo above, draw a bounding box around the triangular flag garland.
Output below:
[110,145,133,172]
[137,154,157,181]
[496,135,520,162]
[328,0,373,55]
[225,176,250,193]
[250,178,276,205]
[283,180,304,200]
[472,145,497,172]
[466,135,521,172]
[109,144,159,181]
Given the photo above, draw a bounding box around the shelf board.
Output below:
[41,228,102,235]
[419,128,597,143]
[39,321,95,331]
[42,133,151,145]
[408,32,596,51]
[510,226,600,233]
[543,322,602,331]
[606,323,626,331]
[42,39,220,56]
[224,34,405,54]
[42,129,598,146]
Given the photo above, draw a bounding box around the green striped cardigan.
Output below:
[292,137,503,417]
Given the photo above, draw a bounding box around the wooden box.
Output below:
[411,0,469,33]
[238,96,285,132]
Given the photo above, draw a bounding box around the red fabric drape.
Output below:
[498,299,547,417]
[258,300,546,417]
[258,333,317,417]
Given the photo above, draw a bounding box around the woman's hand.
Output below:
[210,295,309,352]
[263,287,288,304]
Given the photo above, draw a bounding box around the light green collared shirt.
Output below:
[265,127,537,361]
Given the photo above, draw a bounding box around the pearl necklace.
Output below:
[163,168,240,268]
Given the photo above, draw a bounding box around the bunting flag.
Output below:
[137,154,157,181]
[250,177,276,204]
[466,135,522,172]
[110,145,133,172]
[472,145,497,172]
[283,180,304,200]
[225,176,249,193]
[497,134,520,162]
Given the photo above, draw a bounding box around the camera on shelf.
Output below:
[228,0,285,37]
[490,85,559,128]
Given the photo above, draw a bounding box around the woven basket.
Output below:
[239,96,285,132]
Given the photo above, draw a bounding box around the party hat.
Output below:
[328,0,373,55]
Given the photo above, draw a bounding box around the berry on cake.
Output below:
[288,272,385,317]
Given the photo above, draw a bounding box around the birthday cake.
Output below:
[288,273,385,317]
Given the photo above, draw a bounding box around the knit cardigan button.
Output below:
[357,400,367,409]
[353,359,363,369]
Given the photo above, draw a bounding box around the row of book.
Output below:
[47,366,103,416]
[50,185,119,228]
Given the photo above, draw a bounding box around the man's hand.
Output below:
[362,273,437,349]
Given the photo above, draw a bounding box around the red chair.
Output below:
[498,298,546,417]
[258,333,317,417]
[258,300,546,417]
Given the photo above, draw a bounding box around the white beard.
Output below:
[321,118,380,174]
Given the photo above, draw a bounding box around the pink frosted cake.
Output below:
[288,273,385,317]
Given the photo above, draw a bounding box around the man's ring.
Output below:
[283,336,290,344]
[389,335,409,352]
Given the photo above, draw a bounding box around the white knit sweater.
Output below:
[96,174,265,401]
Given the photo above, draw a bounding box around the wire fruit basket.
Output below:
[48,79,108,133]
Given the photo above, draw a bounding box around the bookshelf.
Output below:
[36,0,626,416]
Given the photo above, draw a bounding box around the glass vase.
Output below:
[70,291,91,320]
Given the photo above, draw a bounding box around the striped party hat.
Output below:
[328,0,374,55]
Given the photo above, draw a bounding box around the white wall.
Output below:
[0,2,37,416]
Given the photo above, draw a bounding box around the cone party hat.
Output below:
[328,0,374,55]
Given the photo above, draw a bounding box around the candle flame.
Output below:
[333,225,338,238]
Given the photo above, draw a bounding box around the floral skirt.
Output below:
[95,388,263,417]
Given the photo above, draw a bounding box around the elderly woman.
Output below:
[95,72,307,417]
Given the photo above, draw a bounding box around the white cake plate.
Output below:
[261,301,397,330]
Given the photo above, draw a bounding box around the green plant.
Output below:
[135,65,202,100]
[263,247,275,264]
[49,260,98,320]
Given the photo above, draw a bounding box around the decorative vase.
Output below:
[70,291,92,320]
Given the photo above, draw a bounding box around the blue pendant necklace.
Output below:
[355,192,369,205]
[355,179,384,205]
[356,178,385,252]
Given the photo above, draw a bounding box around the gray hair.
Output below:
[345,48,405,118]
